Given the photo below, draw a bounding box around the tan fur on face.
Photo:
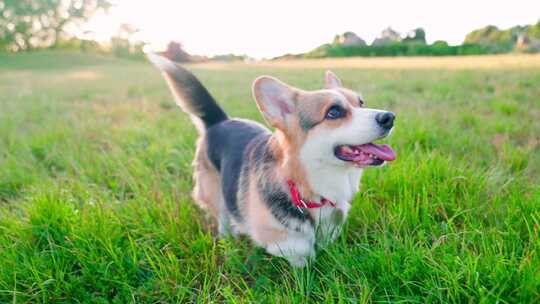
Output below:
[298,91,339,121]
[192,136,222,219]
[335,88,363,108]
[298,91,356,128]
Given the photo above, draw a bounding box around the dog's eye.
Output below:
[357,97,364,106]
[325,105,346,120]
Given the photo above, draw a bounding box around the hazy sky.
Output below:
[85,0,540,58]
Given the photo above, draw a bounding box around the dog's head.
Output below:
[252,71,396,170]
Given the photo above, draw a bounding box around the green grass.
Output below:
[0,51,539,303]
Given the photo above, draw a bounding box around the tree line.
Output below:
[299,22,540,59]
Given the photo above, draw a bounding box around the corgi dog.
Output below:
[148,54,396,267]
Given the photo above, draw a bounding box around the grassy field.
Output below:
[0,51,539,303]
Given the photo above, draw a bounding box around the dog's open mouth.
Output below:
[334,143,396,167]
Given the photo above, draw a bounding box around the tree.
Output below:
[527,19,540,39]
[0,0,111,51]
[372,27,401,46]
[404,28,426,44]
[333,32,367,47]
[464,25,516,53]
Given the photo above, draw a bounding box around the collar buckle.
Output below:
[286,179,336,210]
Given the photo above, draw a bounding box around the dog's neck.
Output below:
[269,132,363,205]
[269,132,316,199]
[302,162,363,206]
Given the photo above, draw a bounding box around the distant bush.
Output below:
[49,38,107,54]
[110,37,145,61]
[304,41,489,58]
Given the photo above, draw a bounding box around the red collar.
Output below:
[286,179,336,209]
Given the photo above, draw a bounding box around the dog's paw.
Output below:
[288,256,310,268]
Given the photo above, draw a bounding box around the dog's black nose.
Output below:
[375,112,395,130]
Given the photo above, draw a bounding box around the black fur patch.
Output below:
[258,178,313,231]
[206,119,269,220]
[166,65,228,127]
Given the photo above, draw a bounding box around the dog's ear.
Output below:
[252,76,297,129]
[325,70,342,89]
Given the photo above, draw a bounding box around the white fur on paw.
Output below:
[288,256,309,268]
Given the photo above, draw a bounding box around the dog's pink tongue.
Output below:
[361,143,396,161]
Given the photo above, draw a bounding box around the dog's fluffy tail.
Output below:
[148,53,228,130]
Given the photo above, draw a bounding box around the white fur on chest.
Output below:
[304,161,363,204]
[299,146,363,243]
